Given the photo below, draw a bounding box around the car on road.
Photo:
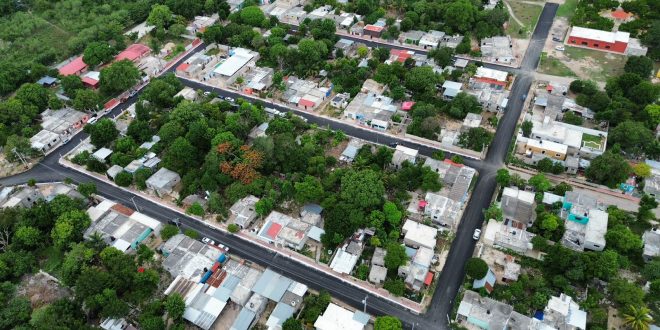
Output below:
[555,45,565,51]
[225,96,235,103]
[472,229,481,240]
[129,90,137,97]
[87,117,98,125]
[218,244,229,252]
[389,142,398,147]
[216,95,225,100]
[201,237,215,245]
[62,137,70,144]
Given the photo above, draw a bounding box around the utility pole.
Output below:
[361,295,368,313]
[12,148,28,168]
[131,196,140,212]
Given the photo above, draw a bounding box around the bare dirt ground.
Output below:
[17,271,71,308]
[0,154,37,178]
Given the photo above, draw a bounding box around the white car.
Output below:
[62,137,70,144]
[472,229,481,240]
[555,45,565,51]
[203,91,211,97]
[219,244,229,252]
[87,117,98,125]
[201,237,215,245]
[225,97,235,103]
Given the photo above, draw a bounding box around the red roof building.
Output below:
[363,25,384,38]
[567,26,629,54]
[424,272,434,286]
[611,9,632,21]
[59,56,88,76]
[389,49,414,63]
[266,223,282,239]
[115,44,151,62]
[104,98,119,110]
[298,98,316,108]
[401,101,415,111]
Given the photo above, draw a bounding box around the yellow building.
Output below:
[525,139,568,161]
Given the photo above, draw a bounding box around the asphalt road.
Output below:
[0,4,558,329]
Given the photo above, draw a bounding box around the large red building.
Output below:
[567,26,629,54]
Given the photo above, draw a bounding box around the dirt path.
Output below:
[503,0,526,27]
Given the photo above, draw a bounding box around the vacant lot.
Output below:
[505,0,544,38]
[563,47,627,82]
[538,52,578,77]
[556,0,578,20]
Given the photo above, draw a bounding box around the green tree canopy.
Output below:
[83,42,115,67]
[384,242,407,270]
[585,151,631,188]
[99,60,140,96]
[374,316,403,330]
[465,257,488,278]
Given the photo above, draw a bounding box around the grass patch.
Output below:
[39,246,64,276]
[582,133,604,150]
[505,18,529,38]
[557,0,579,19]
[563,46,626,81]
[538,52,577,77]
[507,1,543,30]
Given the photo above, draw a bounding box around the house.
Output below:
[454,58,469,69]
[252,268,294,301]
[282,76,332,111]
[567,26,629,54]
[100,318,137,330]
[400,30,425,45]
[472,67,508,88]
[414,192,461,229]
[248,122,269,140]
[81,71,100,89]
[314,303,369,330]
[402,219,438,249]
[456,290,535,329]
[448,166,476,203]
[480,36,514,64]
[145,167,181,197]
[85,200,162,252]
[340,139,363,163]
[642,228,660,262]
[1,187,44,208]
[344,90,397,129]
[92,148,113,163]
[525,138,569,162]
[30,108,89,153]
[501,187,536,224]
[164,276,229,330]
[473,268,497,293]
[419,30,445,49]
[210,48,258,82]
[161,233,224,280]
[330,233,364,274]
[186,15,218,35]
[391,145,418,169]
[174,87,198,101]
[643,160,660,200]
[369,247,387,284]
[442,80,463,99]
[483,219,536,253]
[115,43,150,63]
[562,207,608,252]
[363,24,384,38]
[106,165,123,181]
[398,246,434,291]
[462,113,482,130]
[307,5,333,20]
[542,294,587,330]
[257,211,294,243]
[388,49,415,63]
[528,116,608,159]
[334,38,357,58]
[331,92,350,109]
[242,65,274,95]
[37,76,58,87]
[441,34,465,49]
[58,56,88,76]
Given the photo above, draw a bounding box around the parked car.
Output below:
[203,91,211,97]
[62,137,70,144]
[129,90,137,97]
[225,96,235,103]
[87,117,98,125]
[201,237,215,245]
[472,229,481,240]
[219,244,229,252]
[389,142,398,147]
[555,45,565,51]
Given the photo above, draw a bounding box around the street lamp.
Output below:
[361,295,368,313]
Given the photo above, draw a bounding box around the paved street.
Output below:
[0,4,558,329]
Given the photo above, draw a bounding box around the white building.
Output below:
[391,145,418,169]
[145,167,181,197]
[642,228,660,262]
[543,294,587,330]
[314,303,369,330]
[402,219,438,249]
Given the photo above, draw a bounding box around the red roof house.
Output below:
[59,56,88,76]
[390,49,414,63]
[401,101,415,111]
[298,98,316,109]
[363,25,385,38]
[115,44,151,62]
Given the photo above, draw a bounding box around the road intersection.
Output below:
[0,4,558,329]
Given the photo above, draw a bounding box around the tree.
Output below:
[496,168,510,186]
[384,243,407,270]
[282,318,303,330]
[521,120,533,137]
[465,257,488,278]
[13,226,41,250]
[383,278,405,296]
[383,202,402,226]
[484,202,503,221]
[585,151,631,188]
[84,118,118,148]
[606,225,643,254]
[562,111,583,126]
[528,173,552,192]
[553,182,573,196]
[449,92,482,119]
[15,83,50,112]
[83,42,115,67]
[61,75,84,97]
[458,127,493,152]
[90,289,129,318]
[443,0,477,33]
[374,316,403,330]
[162,137,198,174]
[73,89,101,111]
[404,66,439,96]
[294,176,325,203]
[165,293,186,321]
[0,298,31,329]
[609,278,645,307]
[536,158,555,173]
[540,213,560,231]
[228,223,240,233]
[622,305,653,330]
[186,202,205,216]
[239,6,266,26]
[51,210,91,249]
[114,171,133,187]
[340,169,385,210]
[147,4,173,29]
[609,121,654,156]
[161,224,179,240]
[624,56,654,78]
[100,60,140,96]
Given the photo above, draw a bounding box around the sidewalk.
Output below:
[58,148,426,314]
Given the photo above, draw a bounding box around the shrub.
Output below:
[160,224,179,240]
[228,224,240,233]
[465,257,488,278]
[114,171,133,187]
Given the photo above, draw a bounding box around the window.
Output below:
[605,45,610,49]
[571,39,576,44]
[593,44,599,47]
[581,41,588,46]
[555,153,561,157]
[541,150,546,154]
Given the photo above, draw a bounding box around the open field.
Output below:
[505,0,544,38]
[556,0,578,19]
[538,52,578,77]
[563,46,627,82]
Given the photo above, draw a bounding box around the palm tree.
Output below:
[87,231,107,252]
[622,305,653,330]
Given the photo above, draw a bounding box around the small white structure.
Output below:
[314,303,369,330]
[543,294,587,330]
[391,145,418,169]
[402,219,438,249]
[145,167,181,197]
[642,228,660,262]
[92,147,113,163]
[229,195,260,229]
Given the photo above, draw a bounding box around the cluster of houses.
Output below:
[29,107,90,154]
[516,80,608,173]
